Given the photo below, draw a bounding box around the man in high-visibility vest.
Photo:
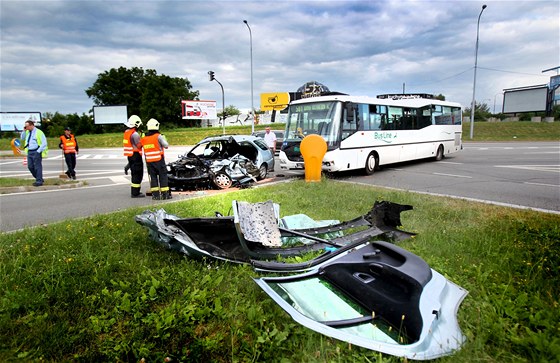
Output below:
[20,119,48,187]
[59,127,79,179]
[123,115,145,198]
[140,118,171,200]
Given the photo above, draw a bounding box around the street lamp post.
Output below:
[208,71,225,135]
[469,4,487,139]
[243,20,255,134]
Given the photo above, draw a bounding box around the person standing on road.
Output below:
[141,118,171,200]
[123,115,145,198]
[20,120,48,187]
[263,127,277,154]
[59,127,78,180]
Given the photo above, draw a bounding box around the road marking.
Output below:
[110,176,130,183]
[345,181,560,215]
[524,182,560,188]
[433,172,472,179]
[523,152,560,155]
[495,165,560,173]
[438,161,463,165]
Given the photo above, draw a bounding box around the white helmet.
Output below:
[126,115,142,128]
[147,118,160,131]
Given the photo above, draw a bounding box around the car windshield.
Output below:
[188,140,224,158]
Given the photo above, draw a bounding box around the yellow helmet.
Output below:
[126,115,142,128]
[147,118,160,131]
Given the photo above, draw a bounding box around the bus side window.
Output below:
[418,107,432,128]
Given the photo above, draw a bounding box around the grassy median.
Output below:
[1,180,558,362]
[1,121,559,152]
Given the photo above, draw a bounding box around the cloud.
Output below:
[1,0,558,116]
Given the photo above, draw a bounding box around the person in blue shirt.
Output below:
[20,120,48,186]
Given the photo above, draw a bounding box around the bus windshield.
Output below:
[285,101,341,148]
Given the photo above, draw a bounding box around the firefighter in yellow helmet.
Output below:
[140,118,171,200]
[123,115,145,197]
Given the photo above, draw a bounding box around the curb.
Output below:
[0,181,85,194]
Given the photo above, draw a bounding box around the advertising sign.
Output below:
[260,93,290,111]
[0,112,42,131]
[182,100,216,120]
[93,105,128,125]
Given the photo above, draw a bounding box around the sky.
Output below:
[1,0,558,117]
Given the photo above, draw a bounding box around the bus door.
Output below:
[338,102,360,169]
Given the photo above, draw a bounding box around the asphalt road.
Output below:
[341,141,560,213]
[1,142,558,232]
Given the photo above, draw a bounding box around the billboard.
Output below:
[502,85,548,113]
[182,100,216,120]
[260,93,290,111]
[0,112,42,131]
[93,105,128,125]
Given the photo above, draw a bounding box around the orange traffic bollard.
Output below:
[300,134,327,182]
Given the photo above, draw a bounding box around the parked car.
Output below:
[167,135,275,190]
[251,129,284,151]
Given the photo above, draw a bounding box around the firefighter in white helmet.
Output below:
[123,115,145,197]
[140,118,171,200]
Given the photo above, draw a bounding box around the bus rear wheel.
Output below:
[435,145,444,161]
[364,153,378,175]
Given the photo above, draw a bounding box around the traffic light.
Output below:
[208,71,215,81]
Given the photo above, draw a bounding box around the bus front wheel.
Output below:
[435,145,444,161]
[364,153,378,175]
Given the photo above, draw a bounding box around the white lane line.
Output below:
[523,152,560,155]
[344,180,560,215]
[495,165,560,173]
[524,182,560,188]
[438,161,463,165]
[433,172,472,179]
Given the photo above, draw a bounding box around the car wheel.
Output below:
[257,163,268,180]
[213,173,233,189]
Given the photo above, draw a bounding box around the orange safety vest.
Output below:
[123,129,142,156]
[60,134,77,154]
[141,133,163,162]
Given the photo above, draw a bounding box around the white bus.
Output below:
[278,94,463,174]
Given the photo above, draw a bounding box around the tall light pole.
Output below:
[469,4,487,139]
[208,71,225,135]
[243,20,255,134]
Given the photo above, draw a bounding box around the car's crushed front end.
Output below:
[167,153,259,190]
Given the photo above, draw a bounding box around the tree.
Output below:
[464,101,492,121]
[42,112,99,137]
[86,67,199,126]
[218,105,241,119]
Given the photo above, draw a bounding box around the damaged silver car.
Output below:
[167,135,275,190]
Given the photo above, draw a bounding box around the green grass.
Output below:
[1,121,559,152]
[0,177,79,188]
[1,180,559,362]
[0,124,277,150]
[462,121,560,141]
